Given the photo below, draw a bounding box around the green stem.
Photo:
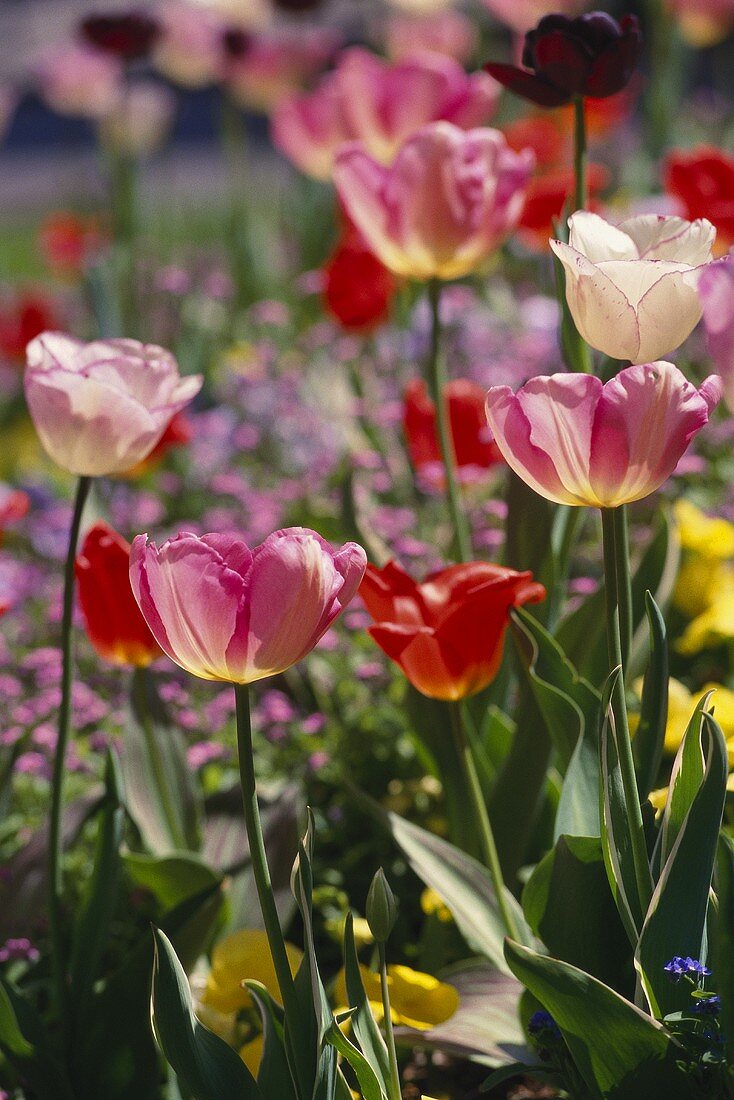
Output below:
[572,96,587,213]
[234,684,304,1076]
[643,0,680,162]
[600,509,652,917]
[449,701,520,941]
[614,505,634,675]
[220,94,255,308]
[132,667,187,851]
[48,474,92,1031]
[378,943,402,1100]
[426,280,472,562]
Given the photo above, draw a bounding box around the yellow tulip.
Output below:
[201,929,303,1015]
[239,1033,264,1076]
[334,964,459,1031]
[677,596,734,655]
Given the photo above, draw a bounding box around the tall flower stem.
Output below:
[426,280,472,562]
[600,508,652,917]
[234,683,303,1071]
[449,701,520,941]
[378,941,403,1100]
[48,474,92,1029]
[572,95,587,213]
[220,94,255,309]
[614,505,634,674]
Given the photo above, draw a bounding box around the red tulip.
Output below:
[360,560,545,700]
[404,378,503,486]
[0,291,58,365]
[75,523,163,667]
[665,146,734,254]
[0,486,30,540]
[517,162,609,249]
[81,10,160,60]
[324,226,395,333]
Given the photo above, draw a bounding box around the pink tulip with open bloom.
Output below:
[273,48,498,182]
[334,122,534,280]
[550,211,715,364]
[130,528,367,684]
[25,333,202,477]
[484,362,721,508]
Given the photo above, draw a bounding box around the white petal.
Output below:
[567,211,638,263]
[550,239,641,360]
[617,214,715,264]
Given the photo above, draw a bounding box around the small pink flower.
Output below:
[485,362,721,508]
[272,47,498,180]
[25,333,202,477]
[130,528,367,684]
[334,122,533,280]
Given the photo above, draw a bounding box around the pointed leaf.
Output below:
[504,941,691,1099]
[636,713,727,1017]
[634,593,668,801]
[246,981,298,1100]
[657,692,713,870]
[715,834,734,1057]
[325,1022,386,1100]
[343,913,391,1087]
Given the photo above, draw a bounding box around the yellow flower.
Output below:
[420,888,453,924]
[325,914,374,948]
[677,596,734,655]
[239,1033,264,1076]
[334,964,459,1031]
[201,929,303,1015]
[674,500,734,559]
[674,558,734,618]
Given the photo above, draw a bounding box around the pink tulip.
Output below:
[36,43,124,119]
[130,528,367,683]
[272,48,498,181]
[699,258,734,411]
[334,122,533,280]
[485,362,721,508]
[226,28,341,113]
[25,333,202,477]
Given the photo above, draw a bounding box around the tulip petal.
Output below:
[550,239,641,360]
[368,623,467,701]
[568,211,638,262]
[483,62,572,107]
[617,214,715,264]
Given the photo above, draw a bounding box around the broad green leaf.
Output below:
[636,713,727,1017]
[246,981,297,1100]
[343,913,391,1088]
[504,941,691,1099]
[522,835,631,993]
[151,929,262,1100]
[633,594,668,801]
[70,751,124,1024]
[324,1023,386,1100]
[124,852,222,911]
[715,834,734,1057]
[512,608,600,773]
[124,667,202,855]
[554,716,601,840]
[599,671,643,943]
[387,811,530,971]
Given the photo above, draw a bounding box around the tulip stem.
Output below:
[234,683,303,1081]
[48,474,92,1034]
[426,280,472,563]
[600,508,652,919]
[613,505,634,674]
[572,95,587,213]
[449,701,520,942]
[378,942,403,1100]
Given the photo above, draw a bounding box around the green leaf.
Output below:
[343,913,391,1088]
[246,981,297,1100]
[0,981,32,1057]
[386,811,529,971]
[124,667,202,855]
[151,929,262,1100]
[324,1023,386,1100]
[70,751,125,1024]
[715,834,734,1057]
[636,713,727,1017]
[522,835,631,994]
[504,941,691,1099]
[634,594,668,801]
[511,607,600,773]
[656,692,713,872]
[599,670,642,943]
[124,852,222,912]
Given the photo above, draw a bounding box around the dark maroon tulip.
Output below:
[81,10,160,61]
[485,12,642,107]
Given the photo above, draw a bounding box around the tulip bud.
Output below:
[366,868,398,944]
